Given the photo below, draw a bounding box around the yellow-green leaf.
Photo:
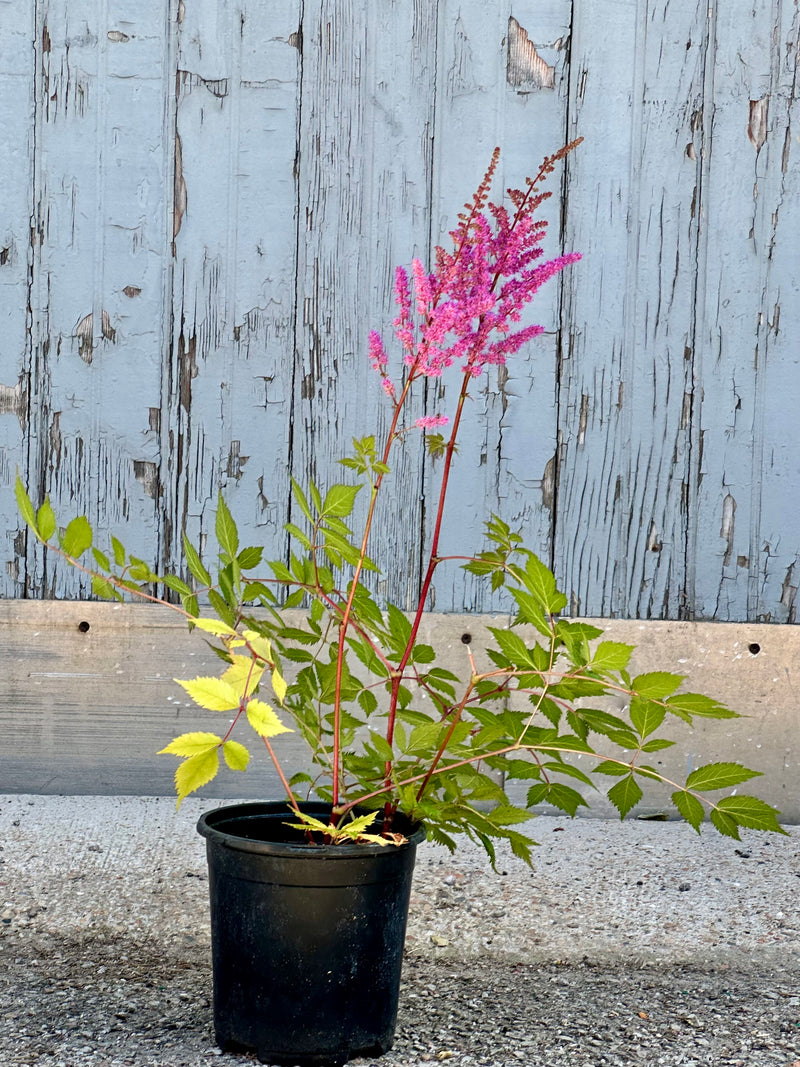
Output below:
[15,477,37,531]
[271,668,288,704]
[243,630,273,662]
[61,515,93,557]
[193,617,237,637]
[221,655,264,695]
[223,740,250,772]
[246,699,293,738]
[175,676,240,711]
[37,499,56,542]
[174,749,220,806]
[158,731,223,757]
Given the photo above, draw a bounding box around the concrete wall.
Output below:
[1,601,795,821]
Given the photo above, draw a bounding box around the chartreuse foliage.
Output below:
[17,477,785,855]
[13,146,786,855]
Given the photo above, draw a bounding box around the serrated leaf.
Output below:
[710,808,741,840]
[162,574,193,596]
[220,655,264,694]
[716,795,787,834]
[671,790,705,832]
[183,535,211,586]
[607,775,643,819]
[632,672,684,700]
[222,740,250,772]
[519,553,568,615]
[91,574,122,601]
[92,547,110,571]
[629,696,667,739]
[322,483,361,518]
[635,739,675,758]
[358,689,378,716]
[15,477,37,531]
[61,515,93,557]
[369,731,395,762]
[37,500,56,542]
[685,762,762,793]
[590,641,634,672]
[290,478,314,521]
[175,676,240,711]
[173,749,220,807]
[271,668,288,704]
[111,535,126,566]
[215,495,239,557]
[237,545,263,569]
[667,693,739,719]
[158,731,223,756]
[246,698,293,738]
[593,760,630,776]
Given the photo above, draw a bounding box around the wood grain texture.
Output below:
[0,1,798,623]
[690,1,800,622]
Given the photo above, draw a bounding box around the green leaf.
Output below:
[369,731,395,762]
[37,500,56,542]
[715,795,787,834]
[358,689,378,716]
[322,484,361,518]
[91,575,122,601]
[593,760,630,777]
[590,641,634,672]
[222,740,250,772]
[488,627,541,670]
[671,790,705,833]
[237,545,263,569]
[629,696,667,739]
[607,775,643,819]
[61,516,93,557]
[632,672,684,700]
[162,574,193,597]
[640,737,675,752]
[667,693,739,719]
[111,535,126,566]
[92,547,111,571]
[285,522,312,550]
[290,477,314,521]
[15,477,37,531]
[183,535,211,586]
[519,553,568,615]
[685,762,762,793]
[710,808,741,840]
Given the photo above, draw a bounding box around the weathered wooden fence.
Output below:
[1,0,798,622]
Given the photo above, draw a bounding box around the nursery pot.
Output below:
[196,801,425,1067]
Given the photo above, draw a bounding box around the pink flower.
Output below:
[415,414,449,430]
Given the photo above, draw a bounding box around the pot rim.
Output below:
[197,800,426,858]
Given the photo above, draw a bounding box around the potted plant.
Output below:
[16,142,785,1067]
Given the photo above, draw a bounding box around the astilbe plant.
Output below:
[17,142,785,860]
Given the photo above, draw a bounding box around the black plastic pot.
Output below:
[196,801,425,1067]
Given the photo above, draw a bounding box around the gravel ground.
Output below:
[1,795,799,1066]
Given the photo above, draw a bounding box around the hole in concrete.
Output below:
[461,632,472,645]
[748,642,760,655]
[78,620,90,633]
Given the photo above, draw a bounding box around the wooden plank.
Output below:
[20,1,175,597]
[0,0,35,597]
[1,602,796,822]
[165,0,300,573]
[556,0,710,619]
[689,3,800,621]
[428,0,573,613]
[290,0,437,609]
